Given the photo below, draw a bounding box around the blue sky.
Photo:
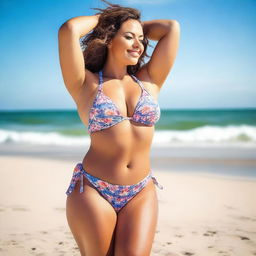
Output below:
[0,0,255,110]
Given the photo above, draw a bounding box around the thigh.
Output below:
[66,176,117,256]
[114,179,159,256]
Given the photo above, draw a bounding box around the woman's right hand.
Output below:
[58,15,99,97]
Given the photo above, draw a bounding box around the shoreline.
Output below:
[1,142,256,180]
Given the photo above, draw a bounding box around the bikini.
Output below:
[66,70,163,213]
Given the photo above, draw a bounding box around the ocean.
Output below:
[1,108,256,147]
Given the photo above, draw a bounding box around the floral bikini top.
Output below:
[88,70,161,134]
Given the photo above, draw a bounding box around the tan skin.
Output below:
[58,14,180,256]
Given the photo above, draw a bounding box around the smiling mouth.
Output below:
[127,50,141,57]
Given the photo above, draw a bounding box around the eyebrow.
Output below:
[124,32,144,38]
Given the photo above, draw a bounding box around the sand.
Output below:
[0,155,256,256]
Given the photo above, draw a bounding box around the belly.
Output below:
[82,122,155,184]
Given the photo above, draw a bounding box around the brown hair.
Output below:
[81,0,150,75]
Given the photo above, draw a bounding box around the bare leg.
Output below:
[114,179,158,256]
[66,177,117,256]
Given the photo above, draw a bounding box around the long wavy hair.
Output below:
[81,0,150,75]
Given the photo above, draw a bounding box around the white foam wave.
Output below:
[0,129,90,147]
[0,125,256,147]
[153,125,256,147]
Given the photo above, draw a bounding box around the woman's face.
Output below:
[107,19,144,66]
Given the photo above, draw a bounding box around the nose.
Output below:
[132,38,143,50]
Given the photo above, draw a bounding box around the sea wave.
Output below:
[153,125,256,146]
[0,125,256,147]
[0,129,90,146]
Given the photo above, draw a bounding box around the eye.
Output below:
[125,35,144,43]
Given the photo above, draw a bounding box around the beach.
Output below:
[0,144,256,256]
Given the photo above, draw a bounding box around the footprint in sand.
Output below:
[181,251,194,256]
[238,235,250,240]
[11,240,18,245]
[39,231,48,235]
[203,230,217,236]
[217,250,229,254]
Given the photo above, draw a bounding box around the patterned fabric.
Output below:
[88,70,161,134]
[66,163,163,213]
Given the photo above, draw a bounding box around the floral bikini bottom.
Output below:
[66,163,163,213]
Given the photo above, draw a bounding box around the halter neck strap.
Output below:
[98,70,104,91]
[130,74,144,89]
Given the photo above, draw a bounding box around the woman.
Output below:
[58,0,180,255]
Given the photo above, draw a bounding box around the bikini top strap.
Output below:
[130,74,144,90]
[98,70,104,91]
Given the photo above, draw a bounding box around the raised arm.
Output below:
[141,19,180,88]
[58,15,99,97]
